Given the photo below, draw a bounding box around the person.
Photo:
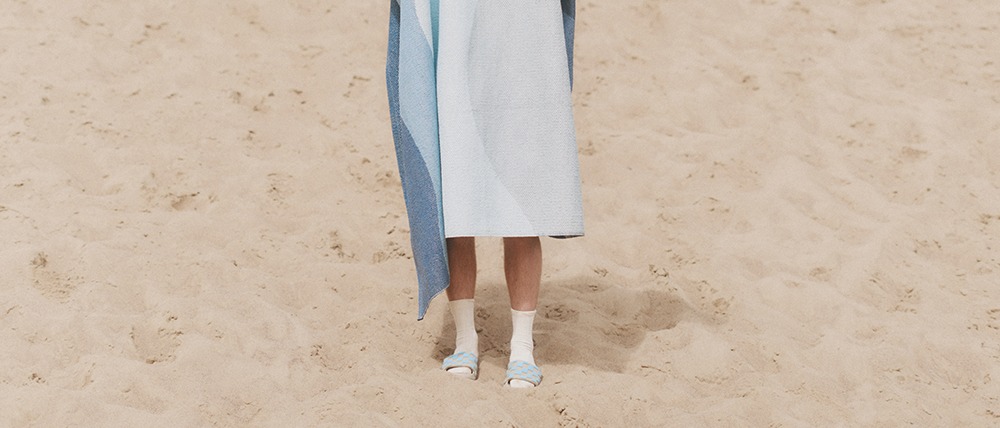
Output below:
[386,0,582,388]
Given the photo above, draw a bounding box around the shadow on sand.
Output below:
[431,276,696,373]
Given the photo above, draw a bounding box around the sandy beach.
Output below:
[1,0,999,426]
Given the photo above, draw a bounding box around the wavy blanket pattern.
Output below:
[387,0,581,319]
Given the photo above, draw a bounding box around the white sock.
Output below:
[509,308,536,365]
[508,309,537,388]
[447,299,478,375]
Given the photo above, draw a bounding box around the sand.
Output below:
[1,0,998,426]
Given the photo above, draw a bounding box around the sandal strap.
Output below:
[505,360,542,386]
[442,352,479,373]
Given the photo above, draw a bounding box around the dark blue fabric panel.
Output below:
[387,0,450,320]
[562,0,576,88]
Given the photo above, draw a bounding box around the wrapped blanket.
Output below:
[386,0,582,320]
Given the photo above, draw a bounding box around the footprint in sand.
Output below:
[542,303,579,322]
[371,240,408,263]
[266,172,294,206]
[130,316,183,364]
[169,191,207,211]
[30,252,78,303]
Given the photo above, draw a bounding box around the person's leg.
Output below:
[444,237,478,378]
[503,237,542,388]
[503,237,541,310]
[446,237,477,301]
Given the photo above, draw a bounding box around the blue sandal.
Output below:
[504,360,542,387]
[442,352,479,380]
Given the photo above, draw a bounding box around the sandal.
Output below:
[442,352,479,380]
[504,360,542,387]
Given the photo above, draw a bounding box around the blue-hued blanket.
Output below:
[387,0,580,320]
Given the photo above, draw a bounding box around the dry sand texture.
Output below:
[1,0,999,426]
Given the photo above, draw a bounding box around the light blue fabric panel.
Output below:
[436,0,584,238]
[387,0,580,319]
